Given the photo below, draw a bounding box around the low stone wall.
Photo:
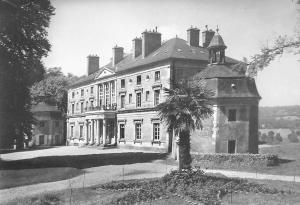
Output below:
[192,153,279,170]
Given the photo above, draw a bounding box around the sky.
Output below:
[44,0,300,106]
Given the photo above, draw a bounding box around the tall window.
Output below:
[137,75,141,85]
[55,121,59,127]
[72,104,74,114]
[90,100,94,108]
[121,79,125,88]
[72,92,75,98]
[120,124,125,139]
[111,81,115,103]
[135,123,141,140]
[146,91,150,101]
[39,135,44,145]
[136,93,141,107]
[80,102,84,113]
[129,94,132,103]
[155,71,160,81]
[90,86,93,94]
[81,89,84,96]
[105,83,110,106]
[228,109,237,121]
[153,123,160,141]
[71,126,74,137]
[99,85,103,108]
[121,95,125,108]
[154,90,160,105]
[79,125,83,138]
[39,121,45,127]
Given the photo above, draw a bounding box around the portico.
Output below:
[85,113,116,146]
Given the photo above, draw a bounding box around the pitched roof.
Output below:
[194,64,244,79]
[208,33,227,49]
[69,38,240,88]
[31,102,61,113]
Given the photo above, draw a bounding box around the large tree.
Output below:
[157,79,213,170]
[0,0,55,149]
[31,67,80,114]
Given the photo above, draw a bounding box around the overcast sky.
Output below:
[44,0,300,106]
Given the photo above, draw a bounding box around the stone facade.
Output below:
[67,26,260,155]
[31,102,64,146]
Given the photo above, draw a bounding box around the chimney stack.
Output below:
[202,26,215,48]
[87,55,99,75]
[132,37,142,58]
[142,29,161,58]
[187,26,200,47]
[112,45,124,67]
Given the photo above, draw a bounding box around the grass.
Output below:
[4,173,300,205]
[0,167,82,189]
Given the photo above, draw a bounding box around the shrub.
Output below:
[275,133,283,143]
[288,132,299,143]
[191,153,279,170]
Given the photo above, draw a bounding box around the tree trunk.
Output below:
[178,130,192,171]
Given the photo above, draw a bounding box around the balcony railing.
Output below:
[85,103,117,112]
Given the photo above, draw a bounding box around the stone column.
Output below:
[103,119,106,145]
[85,120,89,145]
[95,119,98,145]
[90,119,95,144]
[97,119,101,145]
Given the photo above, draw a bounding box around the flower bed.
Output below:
[99,168,280,205]
[191,153,279,170]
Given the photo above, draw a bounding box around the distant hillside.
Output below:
[259,106,300,129]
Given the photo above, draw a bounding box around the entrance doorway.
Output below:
[228,140,236,154]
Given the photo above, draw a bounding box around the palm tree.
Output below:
[157,78,213,170]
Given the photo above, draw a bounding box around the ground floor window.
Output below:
[79,125,83,138]
[120,124,125,139]
[55,135,60,145]
[153,123,160,141]
[71,126,74,138]
[228,140,236,154]
[135,123,141,140]
[39,135,44,145]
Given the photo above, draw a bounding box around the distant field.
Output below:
[258,142,300,175]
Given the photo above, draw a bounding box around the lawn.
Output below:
[0,167,83,189]
[5,170,300,205]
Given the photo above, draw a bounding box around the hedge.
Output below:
[191,153,279,170]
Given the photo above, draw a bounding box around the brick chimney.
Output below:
[202,26,215,48]
[87,55,99,75]
[132,37,142,58]
[187,26,200,47]
[112,45,124,67]
[142,28,161,58]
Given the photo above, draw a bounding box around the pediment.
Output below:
[95,68,114,79]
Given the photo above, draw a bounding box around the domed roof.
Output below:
[208,33,227,49]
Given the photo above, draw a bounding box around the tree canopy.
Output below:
[0,0,55,149]
[30,67,79,114]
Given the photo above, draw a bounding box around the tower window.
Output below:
[228,109,237,121]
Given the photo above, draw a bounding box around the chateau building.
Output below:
[31,102,64,146]
[67,26,260,155]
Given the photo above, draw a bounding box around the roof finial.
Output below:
[155,26,157,32]
[216,25,219,33]
[205,25,208,31]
